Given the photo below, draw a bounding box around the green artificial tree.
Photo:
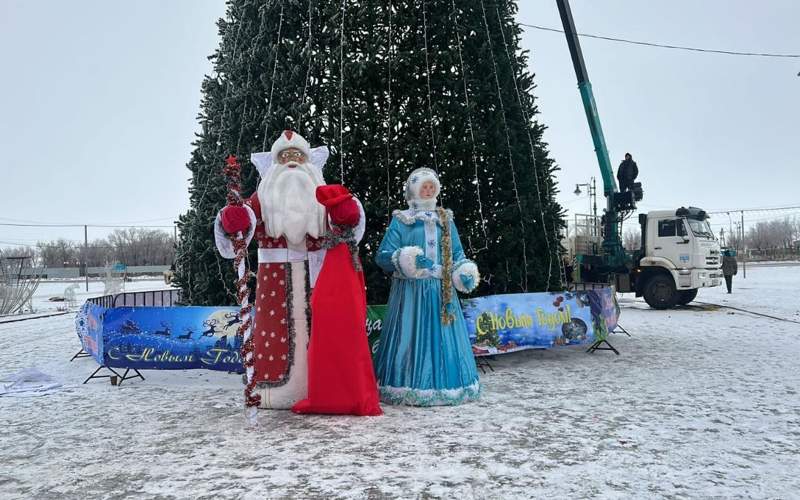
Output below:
[175,0,566,306]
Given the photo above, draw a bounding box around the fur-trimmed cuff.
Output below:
[452,261,480,293]
[353,198,366,244]
[214,206,257,259]
[394,246,424,278]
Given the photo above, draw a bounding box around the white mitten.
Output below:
[452,261,480,293]
[213,205,257,259]
[393,246,425,278]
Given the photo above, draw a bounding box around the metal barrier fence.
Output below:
[88,289,183,309]
[20,265,170,279]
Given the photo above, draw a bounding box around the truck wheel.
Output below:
[676,288,698,306]
[643,275,678,309]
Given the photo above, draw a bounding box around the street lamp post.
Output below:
[574,177,598,236]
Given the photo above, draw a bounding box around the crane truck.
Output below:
[556,0,723,309]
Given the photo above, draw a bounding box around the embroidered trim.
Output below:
[438,207,455,325]
[322,223,362,272]
[304,260,312,342]
[379,380,480,407]
[392,208,453,226]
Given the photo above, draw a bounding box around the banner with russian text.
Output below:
[76,303,243,371]
[74,289,619,371]
[461,289,619,356]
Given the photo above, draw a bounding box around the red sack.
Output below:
[291,243,382,416]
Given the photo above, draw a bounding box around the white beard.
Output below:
[258,161,327,247]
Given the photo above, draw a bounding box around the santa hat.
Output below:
[250,130,330,178]
[404,168,441,203]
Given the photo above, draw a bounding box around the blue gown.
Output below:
[374,209,480,406]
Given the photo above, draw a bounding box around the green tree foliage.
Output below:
[175,0,565,306]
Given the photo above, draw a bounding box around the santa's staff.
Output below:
[221,155,261,422]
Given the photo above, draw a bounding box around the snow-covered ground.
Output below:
[1,267,799,499]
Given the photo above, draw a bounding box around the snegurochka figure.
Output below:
[374,168,481,406]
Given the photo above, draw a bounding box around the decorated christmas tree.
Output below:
[174,0,565,305]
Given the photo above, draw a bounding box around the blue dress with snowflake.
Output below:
[374,209,480,406]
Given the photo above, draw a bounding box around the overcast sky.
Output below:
[1,0,798,249]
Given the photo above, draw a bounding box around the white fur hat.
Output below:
[250,130,330,178]
[404,167,441,203]
[269,130,311,163]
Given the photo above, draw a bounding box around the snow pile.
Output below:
[0,368,62,397]
[0,267,798,498]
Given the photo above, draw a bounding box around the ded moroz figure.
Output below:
[214,130,366,409]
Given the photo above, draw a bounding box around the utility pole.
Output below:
[727,212,733,247]
[741,210,746,279]
[84,225,89,291]
[592,176,597,232]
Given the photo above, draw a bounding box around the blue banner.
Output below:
[75,288,620,371]
[75,302,106,365]
[76,303,243,371]
[461,289,619,356]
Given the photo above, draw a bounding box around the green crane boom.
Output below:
[555,0,628,268]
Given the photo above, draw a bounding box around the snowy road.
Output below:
[1,267,798,498]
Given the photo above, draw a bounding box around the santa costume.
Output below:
[215,130,367,410]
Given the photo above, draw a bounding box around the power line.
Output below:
[709,212,800,227]
[0,216,177,225]
[0,222,174,228]
[707,205,800,215]
[0,240,35,247]
[520,23,800,59]
[0,240,121,249]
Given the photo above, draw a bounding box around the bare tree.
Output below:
[745,216,800,258]
[28,228,175,269]
[0,246,36,260]
[78,239,114,267]
[623,228,641,251]
[107,228,175,266]
[37,239,79,267]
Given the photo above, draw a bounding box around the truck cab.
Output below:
[633,207,723,308]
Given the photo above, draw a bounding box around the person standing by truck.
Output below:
[722,249,738,293]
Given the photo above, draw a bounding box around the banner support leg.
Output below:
[586,338,620,355]
[475,356,495,374]
[83,365,120,384]
[613,323,631,337]
[116,368,145,386]
[71,349,92,361]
